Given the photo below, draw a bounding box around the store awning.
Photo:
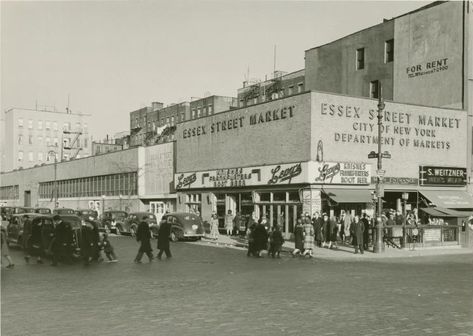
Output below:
[419,190,473,209]
[434,207,473,218]
[324,189,373,204]
[420,207,452,217]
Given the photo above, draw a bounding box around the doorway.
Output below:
[149,201,166,223]
[24,190,31,207]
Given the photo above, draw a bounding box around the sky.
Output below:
[1,0,427,139]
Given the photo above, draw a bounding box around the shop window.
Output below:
[385,39,394,63]
[240,192,252,203]
[370,80,380,99]
[273,192,286,202]
[288,191,300,202]
[356,48,365,70]
[259,192,270,202]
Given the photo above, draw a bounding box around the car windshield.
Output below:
[112,213,126,219]
[36,209,51,214]
[56,209,75,214]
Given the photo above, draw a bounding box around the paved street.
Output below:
[2,235,473,336]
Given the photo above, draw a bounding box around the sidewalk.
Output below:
[196,234,473,259]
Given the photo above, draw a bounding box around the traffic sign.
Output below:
[376,169,386,177]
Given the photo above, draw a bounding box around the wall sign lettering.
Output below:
[267,163,302,184]
[406,58,449,78]
[311,162,371,185]
[419,166,467,186]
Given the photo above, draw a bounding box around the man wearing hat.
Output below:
[51,215,73,266]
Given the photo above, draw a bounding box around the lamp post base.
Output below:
[373,219,385,253]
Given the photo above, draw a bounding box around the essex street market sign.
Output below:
[175,162,308,189]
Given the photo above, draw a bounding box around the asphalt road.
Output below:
[2,235,473,336]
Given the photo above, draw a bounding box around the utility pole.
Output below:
[48,150,58,208]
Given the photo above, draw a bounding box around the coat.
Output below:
[81,221,100,259]
[269,230,284,248]
[294,223,304,250]
[303,223,314,250]
[343,214,353,236]
[253,223,268,251]
[157,221,171,250]
[136,222,152,253]
[52,220,74,256]
[361,217,370,241]
[312,217,323,241]
[351,220,365,246]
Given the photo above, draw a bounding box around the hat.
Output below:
[52,214,61,221]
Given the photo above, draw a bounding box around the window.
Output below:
[18,151,23,161]
[28,152,34,162]
[18,135,23,145]
[38,152,43,161]
[63,123,68,131]
[208,105,213,115]
[253,97,258,104]
[370,80,380,98]
[273,192,286,202]
[53,122,57,131]
[166,117,170,124]
[197,108,201,118]
[385,39,394,63]
[54,138,59,147]
[46,137,50,146]
[38,121,43,130]
[297,83,303,93]
[18,118,23,127]
[84,138,88,148]
[181,113,185,121]
[288,86,294,95]
[259,192,270,202]
[191,110,196,119]
[28,120,33,129]
[38,136,43,144]
[356,48,365,70]
[45,121,50,130]
[28,135,33,144]
[75,122,81,131]
[84,123,88,133]
[171,116,175,125]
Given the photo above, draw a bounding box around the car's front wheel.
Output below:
[170,231,179,242]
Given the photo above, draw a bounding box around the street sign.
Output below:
[376,169,386,177]
[381,152,391,159]
[368,151,378,159]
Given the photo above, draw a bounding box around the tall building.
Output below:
[189,95,237,119]
[1,107,92,172]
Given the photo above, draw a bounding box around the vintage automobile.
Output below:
[162,212,204,242]
[6,213,83,258]
[74,209,102,231]
[101,210,128,234]
[1,207,35,222]
[53,208,76,215]
[34,208,52,214]
[122,212,158,237]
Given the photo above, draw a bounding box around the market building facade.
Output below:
[175,91,471,237]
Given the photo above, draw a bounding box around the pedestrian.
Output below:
[361,213,370,251]
[343,211,353,244]
[302,218,315,257]
[338,211,345,243]
[351,215,365,254]
[292,218,304,257]
[268,226,284,258]
[28,217,45,264]
[233,211,242,236]
[329,215,339,249]
[157,216,172,260]
[101,233,118,262]
[322,213,331,248]
[134,221,153,263]
[81,219,101,265]
[246,222,256,257]
[22,216,33,263]
[1,226,14,269]
[210,212,219,240]
[312,212,323,248]
[225,210,234,236]
[51,215,74,266]
[253,218,269,257]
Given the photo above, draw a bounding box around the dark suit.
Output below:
[351,220,365,254]
[157,221,172,259]
[135,222,153,262]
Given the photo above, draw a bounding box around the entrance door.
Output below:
[24,190,31,207]
[150,201,166,223]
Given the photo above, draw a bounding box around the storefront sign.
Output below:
[419,166,467,186]
[311,162,371,185]
[371,177,419,185]
[175,162,308,189]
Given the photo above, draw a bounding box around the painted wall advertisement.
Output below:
[175,161,371,189]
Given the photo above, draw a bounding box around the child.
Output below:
[1,226,14,269]
[101,233,118,263]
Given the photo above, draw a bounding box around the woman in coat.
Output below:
[268,225,284,258]
[351,215,365,254]
[312,212,323,247]
[292,218,304,257]
[157,217,172,259]
[302,219,315,257]
[322,213,331,248]
[134,221,153,263]
[210,213,219,240]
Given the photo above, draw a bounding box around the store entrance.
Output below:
[257,203,301,235]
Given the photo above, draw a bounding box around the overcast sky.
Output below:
[1,0,426,139]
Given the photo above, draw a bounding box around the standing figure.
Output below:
[361,213,370,251]
[268,226,284,258]
[322,213,331,248]
[253,218,269,257]
[29,218,44,264]
[51,215,74,266]
[134,221,153,263]
[233,211,242,236]
[329,215,339,249]
[338,212,345,243]
[292,218,304,257]
[246,222,256,257]
[22,216,33,263]
[351,215,365,254]
[1,226,14,269]
[312,212,323,248]
[81,220,101,265]
[302,218,315,257]
[225,210,234,236]
[210,212,219,240]
[343,212,353,245]
[157,216,172,260]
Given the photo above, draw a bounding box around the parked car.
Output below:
[101,210,128,234]
[162,212,204,242]
[34,208,52,214]
[6,213,83,258]
[53,208,76,215]
[74,209,102,231]
[122,212,158,237]
[1,207,35,223]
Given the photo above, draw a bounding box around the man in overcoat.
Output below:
[134,221,153,263]
[157,217,172,260]
[51,215,74,266]
[253,219,268,257]
[351,215,365,254]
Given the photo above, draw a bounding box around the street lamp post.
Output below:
[368,83,390,253]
